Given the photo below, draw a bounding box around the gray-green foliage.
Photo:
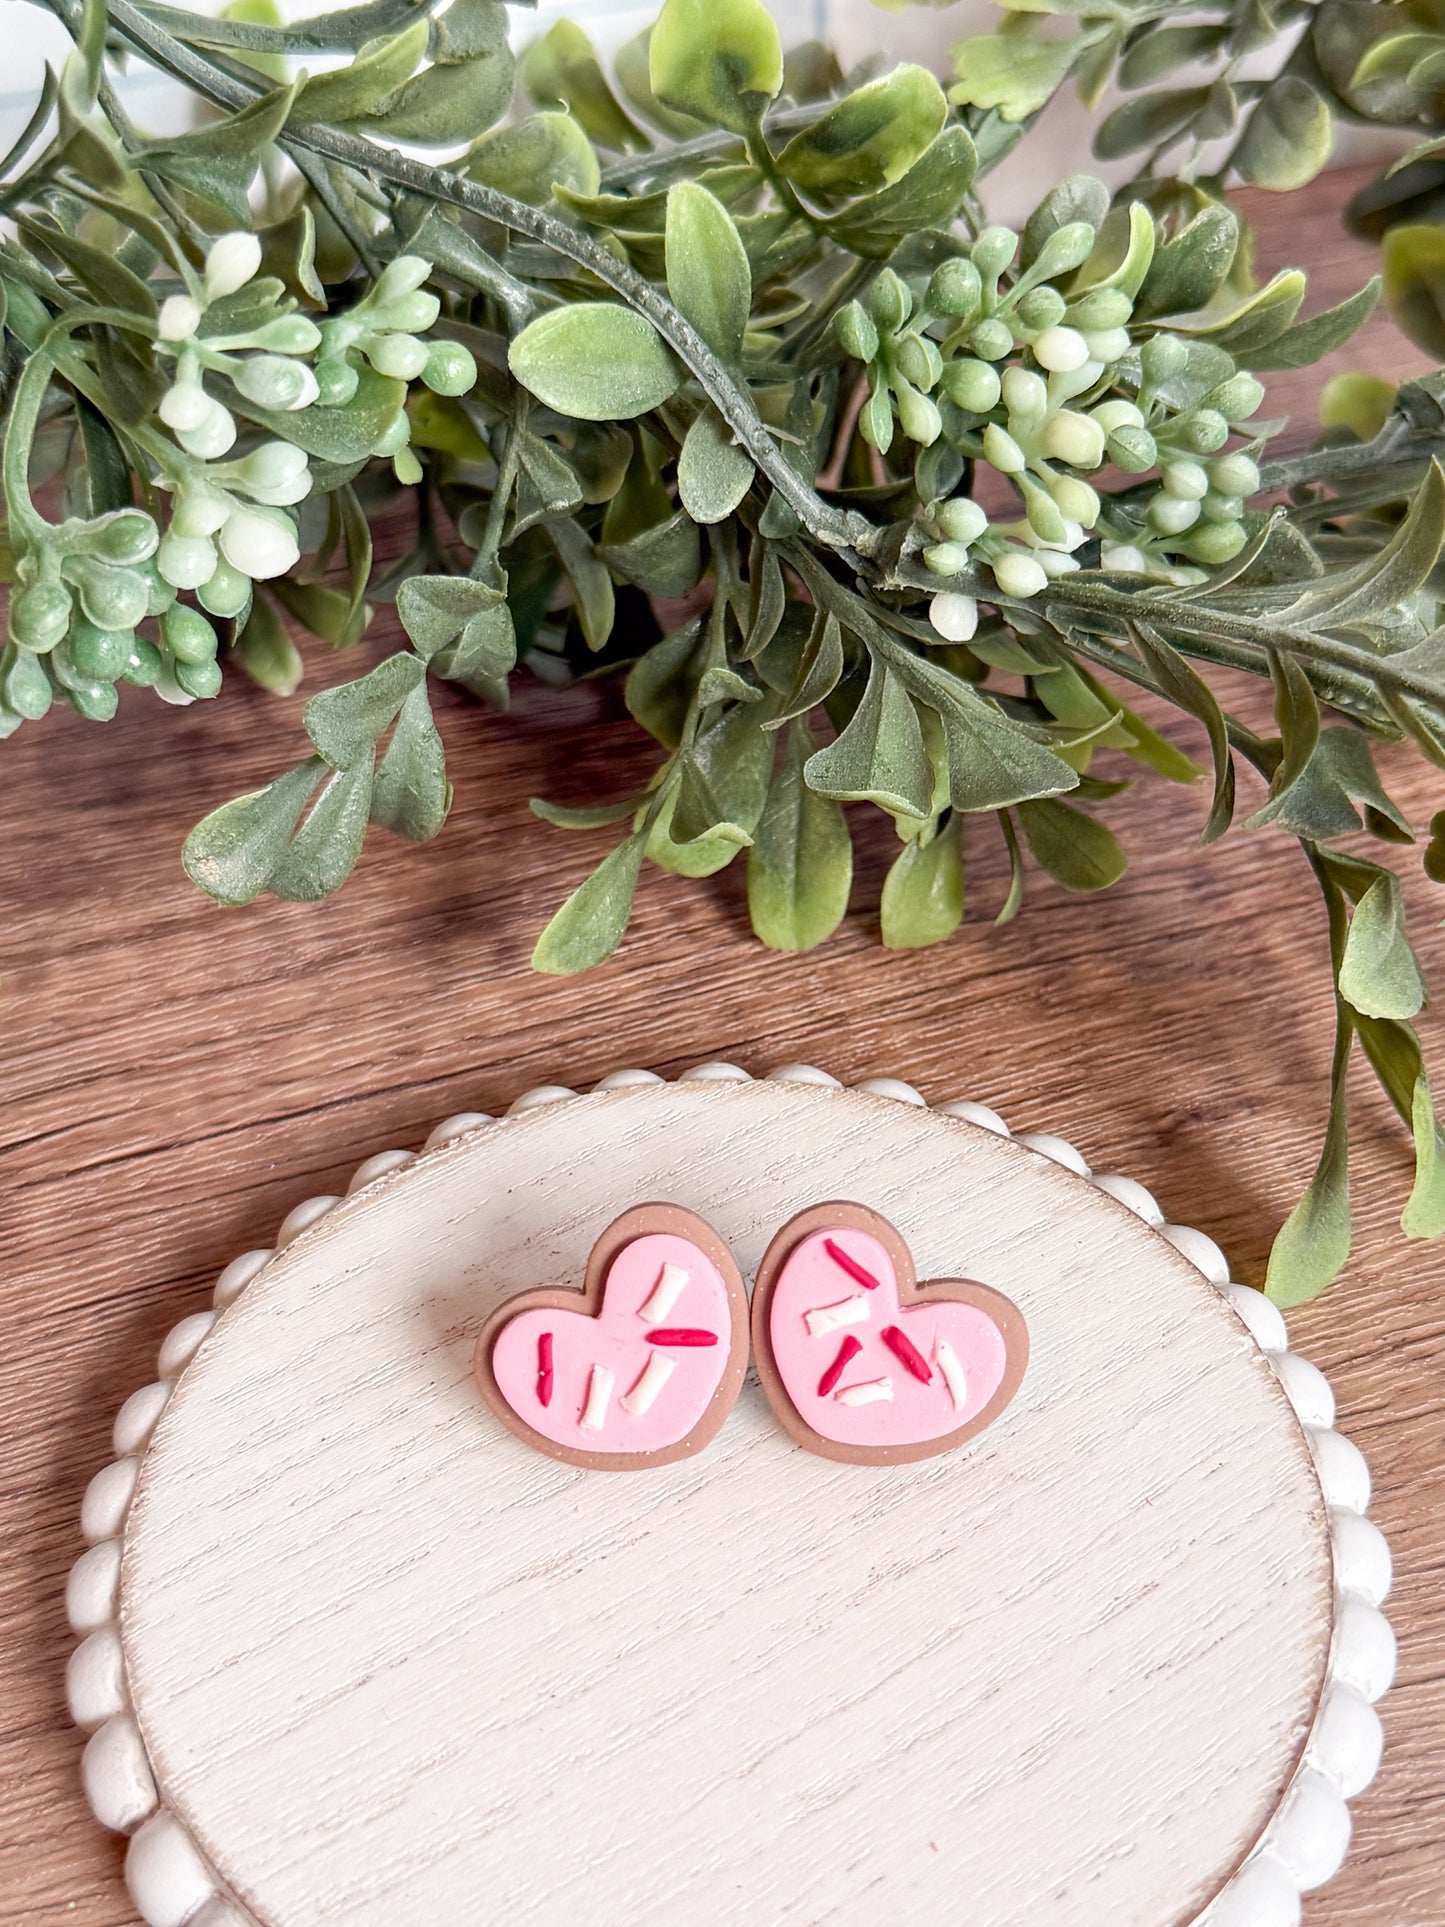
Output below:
[5,0,1445,1302]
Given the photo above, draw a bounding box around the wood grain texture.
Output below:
[2,165,1443,1925]
[120,1082,1331,1927]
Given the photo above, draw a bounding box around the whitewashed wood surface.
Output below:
[118,1080,1332,1927]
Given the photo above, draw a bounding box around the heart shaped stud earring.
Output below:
[474,1204,749,1470]
[750,1202,1028,1466]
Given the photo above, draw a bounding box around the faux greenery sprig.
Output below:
[6,0,1445,1304]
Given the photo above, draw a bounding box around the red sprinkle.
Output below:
[823,1238,882,1290]
[646,1328,718,1347]
[882,1324,932,1384]
[537,1331,554,1408]
[817,1333,862,1398]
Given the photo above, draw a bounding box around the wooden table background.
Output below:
[3,168,1442,1923]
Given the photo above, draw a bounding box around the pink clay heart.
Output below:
[752,1203,1028,1465]
[475,1205,748,1471]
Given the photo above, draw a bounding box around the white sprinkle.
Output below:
[579,1364,614,1432]
[621,1352,675,1416]
[836,1377,894,1408]
[805,1295,871,1337]
[934,1338,968,1413]
[639,1262,688,1324]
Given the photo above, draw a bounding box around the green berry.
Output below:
[1140,335,1188,384]
[422,339,477,397]
[313,356,360,407]
[896,334,941,390]
[176,657,223,699]
[80,509,160,567]
[1200,492,1244,524]
[936,496,989,545]
[161,603,220,665]
[1203,374,1266,423]
[384,290,442,335]
[121,638,165,686]
[939,358,1001,412]
[859,383,894,454]
[1182,520,1248,565]
[1107,426,1157,473]
[924,541,974,575]
[925,257,982,320]
[1,643,52,719]
[970,318,1013,361]
[869,269,911,333]
[1068,287,1133,331]
[67,675,119,721]
[10,578,72,651]
[1023,483,1067,546]
[1148,494,1202,536]
[1043,409,1106,469]
[67,617,135,681]
[895,380,941,447]
[1211,451,1261,498]
[835,300,879,363]
[1049,474,1100,527]
[1161,460,1209,502]
[971,226,1018,281]
[1014,287,1066,335]
[982,423,1027,475]
[64,555,149,633]
[1173,409,1230,454]
[197,558,251,620]
[367,333,429,381]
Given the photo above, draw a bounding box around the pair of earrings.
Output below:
[475,1202,1028,1471]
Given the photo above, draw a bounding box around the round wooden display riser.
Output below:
[66,1065,1396,1927]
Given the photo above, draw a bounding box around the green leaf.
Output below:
[1192,269,1306,355]
[1094,86,1213,162]
[304,651,424,765]
[1235,75,1333,191]
[1021,173,1109,269]
[532,832,645,973]
[748,720,853,951]
[1339,875,1425,1019]
[547,516,614,650]
[1284,460,1445,632]
[521,19,645,152]
[670,703,772,844]
[825,126,977,255]
[466,110,599,204]
[804,654,932,817]
[645,786,751,877]
[778,64,947,194]
[241,363,405,462]
[234,592,304,695]
[677,409,754,524]
[293,18,429,124]
[1251,726,1412,841]
[599,508,701,597]
[532,792,648,830]
[371,681,451,840]
[362,0,513,145]
[766,608,844,731]
[1245,278,1379,373]
[948,33,1077,122]
[1266,1013,1352,1308]
[881,817,963,948]
[397,574,516,695]
[1119,22,1229,88]
[1402,1073,1445,1239]
[139,80,301,222]
[899,655,1081,812]
[1251,647,1319,825]
[649,0,783,135]
[1382,223,1445,357]
[665,181,752,362]
[269,756,375,901]
[1134,202,1240,321]
[1133,622,1234,842]
[1018,797,1126,890]
[508,302,680,420]
[182,756,327,906]
[626,619,705,746]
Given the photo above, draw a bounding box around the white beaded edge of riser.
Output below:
[67,1064,1393,1927]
